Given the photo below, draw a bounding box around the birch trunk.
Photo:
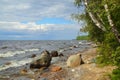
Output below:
[104,4,120,43]
[84,0,106,31]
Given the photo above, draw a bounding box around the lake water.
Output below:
[0,40,91,76]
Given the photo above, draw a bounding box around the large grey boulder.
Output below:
[30,50,51,69]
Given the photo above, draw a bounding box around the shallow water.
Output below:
[0,40,91,75]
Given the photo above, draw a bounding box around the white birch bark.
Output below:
[104,4,120,43]
[84,0,106,31]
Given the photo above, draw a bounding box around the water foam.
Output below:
[0,58,33,71]
[0,48,39,58]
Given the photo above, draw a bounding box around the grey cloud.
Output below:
[0,0,82,21]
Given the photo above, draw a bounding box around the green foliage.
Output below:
[110,68,120,80]
[73,0,120,79]
[112,47,120,67]
[76,35,88,40]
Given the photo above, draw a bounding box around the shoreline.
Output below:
[0,45,116,80]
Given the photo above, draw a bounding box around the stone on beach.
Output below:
[30,50,51,69]
[20,69,28,74]
[66,53,84,68]
[50,50,58,57]
[50,66,62,72]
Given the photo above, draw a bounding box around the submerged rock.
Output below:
[30,54,36,58]
[50,50,58,57]
[1,46,8,49]
[30,50,51,69]
[5,62,11,65]
[66,53,84,68]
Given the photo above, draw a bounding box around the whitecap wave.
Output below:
[0,48,39,58]
[0,58,33,71]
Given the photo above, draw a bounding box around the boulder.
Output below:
[50,50,58,57]
[66,53,84,68]
[30,50,51,69]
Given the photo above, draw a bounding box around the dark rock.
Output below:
[50,50,58,57]
[73,45,78,48]
[30,54,36,58]
[30,50,51,69]
[58,53,64,57]
[80,54,84,64]
[5,62,11,65]
[1,46,8,49]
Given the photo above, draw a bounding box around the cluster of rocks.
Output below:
[30,50,64,69]
[30,49,84,69]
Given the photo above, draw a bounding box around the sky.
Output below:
[0,0,85,40]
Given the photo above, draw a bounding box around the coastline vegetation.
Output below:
[73,0,120,79]
[76,35,88,40]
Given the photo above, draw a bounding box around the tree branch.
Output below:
[84,0,106,31]
[104,4,120,43]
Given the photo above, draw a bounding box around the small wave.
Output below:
[0,58,33,71]
[0,48,39,58]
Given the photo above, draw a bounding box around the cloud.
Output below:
[0,0,85,40]
[0,0,82,21]
[0,21,80,32]
[0,21,83,40]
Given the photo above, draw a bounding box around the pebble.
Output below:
[20,69,27,74]
[50,66,62,72]
[71,69,75,72]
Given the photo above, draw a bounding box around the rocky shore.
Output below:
[0,44,116,80]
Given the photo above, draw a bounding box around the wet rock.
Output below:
[1,46,8,49]
[5,62,11,65]
[51,51,58,57]
[66,54,84,68]
[50,66,62,72]
[73,45,78,48]
[30,54,36,58]
[58,53,64,57]
[30,50,51,69]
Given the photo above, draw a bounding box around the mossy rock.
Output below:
[30,50,51,69]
